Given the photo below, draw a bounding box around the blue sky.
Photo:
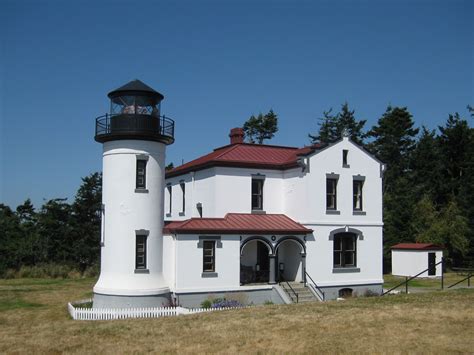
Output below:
[1,0,473,209]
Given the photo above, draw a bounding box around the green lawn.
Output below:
[0,277,473,353]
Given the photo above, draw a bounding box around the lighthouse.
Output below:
[93,80,174,308]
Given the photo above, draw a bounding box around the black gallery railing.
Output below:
[95,113,175,140]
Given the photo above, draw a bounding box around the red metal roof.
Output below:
[163,213,313,235]
[166,142,325,178]
[391,243,443,251]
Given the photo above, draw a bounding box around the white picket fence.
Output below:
[68,299,246,321]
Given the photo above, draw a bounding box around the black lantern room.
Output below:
[95,79,174,144]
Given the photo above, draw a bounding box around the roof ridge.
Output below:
[213,143,299,151]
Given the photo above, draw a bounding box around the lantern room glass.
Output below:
[110,95,161,117]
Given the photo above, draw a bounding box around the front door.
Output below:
[256,242,269,282]
[428,252,436,276]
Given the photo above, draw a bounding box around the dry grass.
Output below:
[1,278,473,354]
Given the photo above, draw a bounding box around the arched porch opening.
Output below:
[275,237,306,283]
[240,238,273,284]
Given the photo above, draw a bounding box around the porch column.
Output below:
[269,254,276,284]
[301,253,306,284]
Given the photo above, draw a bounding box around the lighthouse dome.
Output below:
[95,79,174,145]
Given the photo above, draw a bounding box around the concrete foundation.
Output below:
[93,292,171,308]
[320,283,383,300]
[174,287,285,307]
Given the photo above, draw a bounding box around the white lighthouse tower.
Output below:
[93,80,174,308]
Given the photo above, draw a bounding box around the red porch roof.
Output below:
[166,142,324,178]
[391,243,443,251]
[163,213,313,235]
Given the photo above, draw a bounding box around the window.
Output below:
[252,178,264,210]
[353,180,363,211]
[166,184,172,215]
[338,288,353,298]
[343,150,349,167]
[326,178,338,210]
[136,160,147,189]
[180,181,185,214]
[334,233,356,268]
[135,235,147,270]
[203,240,215,272]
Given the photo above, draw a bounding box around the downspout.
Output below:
[191,171,195,217]
[174,233,178,304]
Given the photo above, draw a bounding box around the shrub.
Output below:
[201,299,212,308]
[3,269,16,279]
[211,299,243,308]
[264,300,274,305]
[364,289,380,297]
[82,264,99,278]
[224,292,248,305]
[5,264,93,279]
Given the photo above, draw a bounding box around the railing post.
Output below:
[301,253,306,286]
[268,255,276,284]
[469,273,471,287]
[441,257,444,290]
[405,276,408,294]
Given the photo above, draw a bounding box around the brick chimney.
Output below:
[229,127,244,144]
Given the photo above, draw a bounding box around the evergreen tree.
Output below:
[437,113,471,200]
[382,176,417,270]
[410,195,444,252]
[243,109,278,144]
[37,198,73,265]
[0,204,22,274]
[410,127,443,202]
[467,105,473,118]
[71,173,102,269]
[368,106,419,271]
[439,200,470,265]
[309,108,339,144]
[413,198,469,265]
[367,106,419,190]
[445,110,474,266]
[15,199,41,265]
[309,102,366,145]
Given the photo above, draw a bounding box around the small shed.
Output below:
[391,243,443,278]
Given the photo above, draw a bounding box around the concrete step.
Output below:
[280,282,318,303]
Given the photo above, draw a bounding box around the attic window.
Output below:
[343,150,349,168]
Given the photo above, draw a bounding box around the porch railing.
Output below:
[304,271,325,301]
[283,281,299,303]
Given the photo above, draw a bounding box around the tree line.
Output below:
[0,173,102,276]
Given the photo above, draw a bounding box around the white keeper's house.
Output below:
[92,80,386,308]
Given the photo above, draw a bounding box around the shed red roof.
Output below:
[163,213,313,235]
[166,142,325,178]
[391,243,443,251]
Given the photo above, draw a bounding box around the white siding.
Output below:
[392,250,443,278]
[175,234,241,292]
[94,140,169,296]
[305,225,383,287]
